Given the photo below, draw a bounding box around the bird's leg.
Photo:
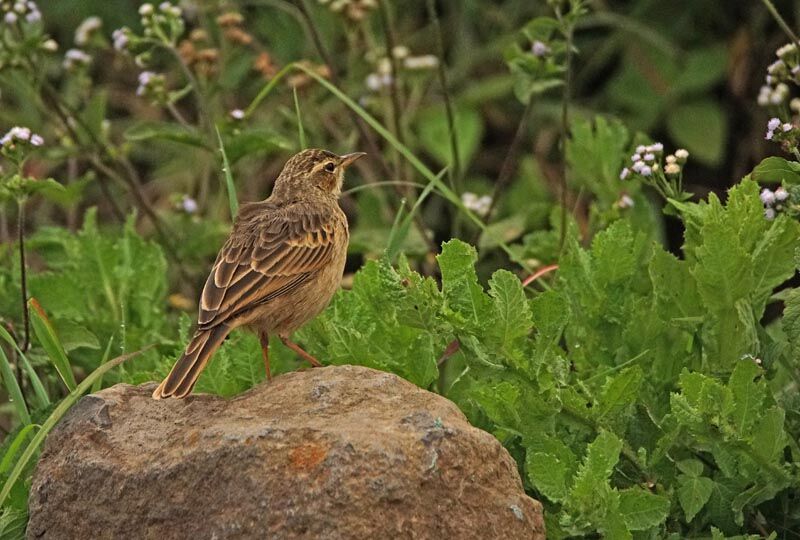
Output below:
[259,331,272,381]
[279,335,322,368]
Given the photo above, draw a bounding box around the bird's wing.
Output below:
[196,203,342,330]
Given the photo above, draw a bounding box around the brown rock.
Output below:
[27,365,544,539]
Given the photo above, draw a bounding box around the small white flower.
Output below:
[630,153,641,162]
[365,73,382,92]
[181,196,198,214]
[777,42,797,59]
[665,163,681,176]
[760,188,776,206]
[758,86,772,106]
[768,117,782,131]
[652,163,660,172]
[783,122,793,132]
[635,145,646,154]
[675,149,689,162]
[403,55,439,70]
[391,45,409,59]
[768,60,786,75]
[618,194,634,209]
[377,57,392,76]
[159,1,172,11]
[643,152,655,162]
[112,28,129,51]
[640,165,652,177]
[41,38,57,52]
[139,3,154,16]
[765,208,777,220]
[632,160,645,173]
[775,187,789,201]
[619,167,630,180]
[666,154,676,164]
[63,48,91,69]
[4,12,17,24]
[229,109,245,120]
[13,2,25,14]
[75,16,102,45]
[650,142,664,153]
[531,40,550,58]
[25,9,40,23]
[30,134,43,146]
[792,98,800,113]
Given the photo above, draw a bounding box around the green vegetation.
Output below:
[1,0,800,537]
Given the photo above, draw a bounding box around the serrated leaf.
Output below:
[727,360,764,436]
[691,222,753,312]
[570,430,622,500]
[437,240,492,330]
[618,488,670,530]
[596,366,642,426]
[488,269,532,348]
[678,474,714,522]
[751,407,786,462]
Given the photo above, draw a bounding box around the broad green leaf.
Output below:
[676,458,704,477]
[678,474,714,522]
[437,240,492,330]
[596,366,642,427]
[618,488,670,531]
[570,430,623,500]
[527,451,569,502]
[691,222,753,312]
[666,99,727,166]
[727,361,764,436]
[672,44,729,95]
[751,407,787,462]
[751,156,800,185]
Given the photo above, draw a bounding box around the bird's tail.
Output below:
[152,325,231,399]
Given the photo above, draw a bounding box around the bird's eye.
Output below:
[323,162,335,173]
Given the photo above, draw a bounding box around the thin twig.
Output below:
[425,0,461,187]
[760,0,800,46]
[295,0,393,180]
[17,198,29,353]
[476,98,533,244]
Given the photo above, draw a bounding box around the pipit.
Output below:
[153,148,364,399]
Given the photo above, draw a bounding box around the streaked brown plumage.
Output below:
[153,148,364,399]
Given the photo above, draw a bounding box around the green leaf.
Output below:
[0,346,30,425]
[727,360,764,436]
[124,121,207,148]
[570,430,623,500]
[618,488,670,531]
[691,222,753,312]
[437,240,492,330]
[676,458,704,477]
[751,407,787,462]
[751,156,800,185]
[28,298,77,391]
[666,99,727,166]
[672,44,729,95]
[527,451,569,502]
[417,106,484,168]
[487,270,532,348]
[678,474,714,522]
[0,507,26,540]
[596,366,642,427]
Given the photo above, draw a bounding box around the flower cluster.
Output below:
[758,42,800,107]
[760,186,790,220]
[216,11,253,47]
[364,47,439,92]
[0,126,43,148]
[2,1,41,25]
[136,71,166,100]
[112,28,131,52]
[111,1,185,57]
[461,192,492,217]
[318,0,377,22]
[620,142,690,200]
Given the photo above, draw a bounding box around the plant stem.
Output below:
[760,0,800,46]
[17,197,29,353]
[557,5,576,252]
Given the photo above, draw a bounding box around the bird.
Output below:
[153,148,365,399]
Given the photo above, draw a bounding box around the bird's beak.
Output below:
[339,152,367,169]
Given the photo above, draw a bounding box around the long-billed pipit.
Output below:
[153,149,364,399]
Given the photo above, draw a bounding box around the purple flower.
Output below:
[30,134,43,146]
[760,189,776,206]
[531,40,550,58]
[632,160,645,173]
[768,118,781,131]
[182,196,198,214]
[640,166,652,177]
[619,168,630,180]
[650,142,664,153]
[631,153,641,162]
[643,152,655,162]
[4,12,17,24]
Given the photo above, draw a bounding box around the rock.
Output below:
[27,365,545,540]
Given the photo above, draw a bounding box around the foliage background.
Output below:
[1,0,800,538]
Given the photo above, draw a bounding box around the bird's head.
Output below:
[272,148,366,200]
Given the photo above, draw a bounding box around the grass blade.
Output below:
[0,346,30,425]
[215,125,239,220]
[91,337,114,394]
[0,346,149,507]
[293,86,307,149]
[28,298,76,392]
[0,423,39,474]
[0,326,50,409]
